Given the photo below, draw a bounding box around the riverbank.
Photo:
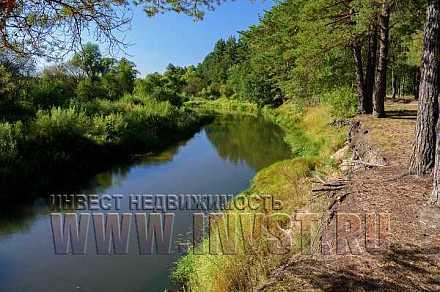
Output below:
[0,95,208,196]
[173,99,347,291]
[258,99,440,291]
[175,98,440,291]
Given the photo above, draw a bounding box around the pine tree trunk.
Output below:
[352,41,367,114]
[410,0,440,178]
[422,1,440,202]
[365,27,377,114]
[373,3,391,118]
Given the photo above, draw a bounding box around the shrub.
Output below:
[30,107,89,142]
[76,78,104,101]
[30,80,73,109]
[0,121,23,163]
[150,87,183,107]
[219,84,235,98]
[200,84,221,100]
[321,87,357,118]
[89,113,126,144]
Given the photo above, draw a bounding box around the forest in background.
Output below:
[137,0,425,115]
[0,0,430,193]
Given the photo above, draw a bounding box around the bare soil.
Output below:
[260,100,440,292]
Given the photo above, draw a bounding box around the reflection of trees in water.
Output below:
[0,120,288,237]
[85,142,183,192]
[205,115,292,171]
[0,138,186,237]
[0,197,43,236]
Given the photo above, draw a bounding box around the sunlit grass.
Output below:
[173,102,347,291]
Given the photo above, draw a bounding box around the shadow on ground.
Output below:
[386,110,417,120]
[263,245,440,291]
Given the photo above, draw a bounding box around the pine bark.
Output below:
[419,1,440,202]
[365,27,377,114]
[352,41,367,114]
[373,3,391,118]
[411,0,440,177]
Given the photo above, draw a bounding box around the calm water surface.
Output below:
[0,115,291,292]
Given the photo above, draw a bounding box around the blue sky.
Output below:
[120,1,273,76]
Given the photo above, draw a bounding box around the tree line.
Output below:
[2,0,440,203]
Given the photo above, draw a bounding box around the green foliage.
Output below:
[30,107,89,142]
[76,78,104,101]
[0,122,23,163]
[183,66,206,96]
[71,43,104,80]
[29,78,74,109]
[151,87,183,107]
[198,38,240,85]
[134,68,185,107]
[90,113,126,144]
[228,63,275,106]
[71,44,137,101]
[322,87,358,118]
[0,64,17,102]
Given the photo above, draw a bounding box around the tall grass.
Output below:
[173,103,346,291]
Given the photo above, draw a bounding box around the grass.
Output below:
[173,100,347,291]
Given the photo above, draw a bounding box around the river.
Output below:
[0,115,291,292]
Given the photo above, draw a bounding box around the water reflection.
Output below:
[0,115,291,292]
[206,115,291,171]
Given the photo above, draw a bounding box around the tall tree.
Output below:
[410,0,440,177]
[373,1,392,117]
[71,43,103,80]
[413,1,440,200]
[364,26,378,114]
[352,40,368,113]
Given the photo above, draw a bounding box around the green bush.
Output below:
[200,84,221,100]
[0,122,23,163]
[29,78,75,109]
[149,87,183,107]
[89,113,126,144]
[321,87,357,118]
[30,107,89,142]
[76,78,104,101]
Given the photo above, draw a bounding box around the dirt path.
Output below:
[261,100,440,291]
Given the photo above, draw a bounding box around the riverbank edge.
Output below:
[1,109,212,197]
[173,98,347,291]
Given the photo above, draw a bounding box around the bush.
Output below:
[200,84,221,100]
[76,78,104,101]
[321,87,357,118]
[89,113,126,144]
[29,79,74,109]
[30,107,89,142]
[0,122,23,163]
[149,87,181,107]
[219,84,235,98]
